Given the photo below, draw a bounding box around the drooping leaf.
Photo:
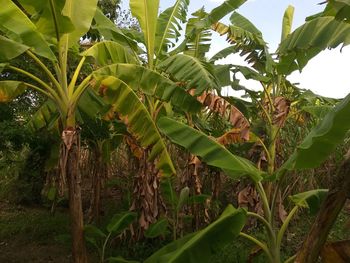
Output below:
[193,91,251,141]
[0,0,56,60]
[84,224,107,239]
[144,219,169,238]
[0,36,29,62]
[201,0,247,27]
[184,8,212,59]
[209,46,240,63]
[92,8,139,52]
[60,0,98,47]
[232,65,270,82]
[93,64,202,113]
[93,76,176,176]
[280,93,350,172]
[289,189,328,214]
[213,64,232,87]
[81,41,138,66]
[145,205,247,263]
[130,0,160,68]
[278,17,350,73]
[155,0,189,59]
[158,54,218,95]
[0,81,27,103]
[77,87,110,120]
[302,105,332,119]
[28,100,59,131]
[33,0,75,42]
[212,12,273,73]
[107,211,138,234]
[158,117,263,182]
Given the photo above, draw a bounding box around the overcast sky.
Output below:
[122,0,350,99]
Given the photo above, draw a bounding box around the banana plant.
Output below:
[0,0,200,260]
[155,3,350,262]
[0,1,99,261]
[86,0,247,236]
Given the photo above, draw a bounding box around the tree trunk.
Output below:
[130,149,165,240]
[61,127,88,263]
[88,145,104,224]
[296,151,350,263]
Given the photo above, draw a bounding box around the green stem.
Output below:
[257,137,271,164]
[270,178,283,226]
[267,125,278,175]
[68,56,86,97]
[262,83,275,112]
[256,182,271,221]
[239,232,274,262]
[25,51,62,93]
[257,99,272,125]
[24,83,52,99]
[276,206,298,252]
[284,254,296,263]
[71,74,92,105]
[8,66,65,110]
[101,232,111,263]
[247,212,274,239]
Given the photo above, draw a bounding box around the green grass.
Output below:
[0,205,70,245]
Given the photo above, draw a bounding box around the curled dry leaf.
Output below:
[125,136,143,160]
[272,96,291,127]
[190,90,250,142]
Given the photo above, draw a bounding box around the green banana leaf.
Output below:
[60,0,98,48]
[33,0,74,42]
[281,5,294,42]
[92,8,140,52]
[0,63,7,73]
[93,76,176,176]
[201,0,247,27]
[144,219,169,238]
[130,0,159,68]
[290,189,328,215]
[278,16,350,73]
[28,100,59,131]
[0,36,29,62]
[81,41,138,66]
[107,212,137,234]
[155,0,189,59]
[279,93,350,173]
[302,105,332,119]
[145,205,247,263]
[157,117,263,183]
[184,8,212,60]
[92,64,202,113]
[157,54,218,95]
[0,0,56,60]
[209,46,240,63]
[212,12,273,73]
[0,81,27,103]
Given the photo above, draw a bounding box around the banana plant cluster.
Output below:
[1,0,350,262]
